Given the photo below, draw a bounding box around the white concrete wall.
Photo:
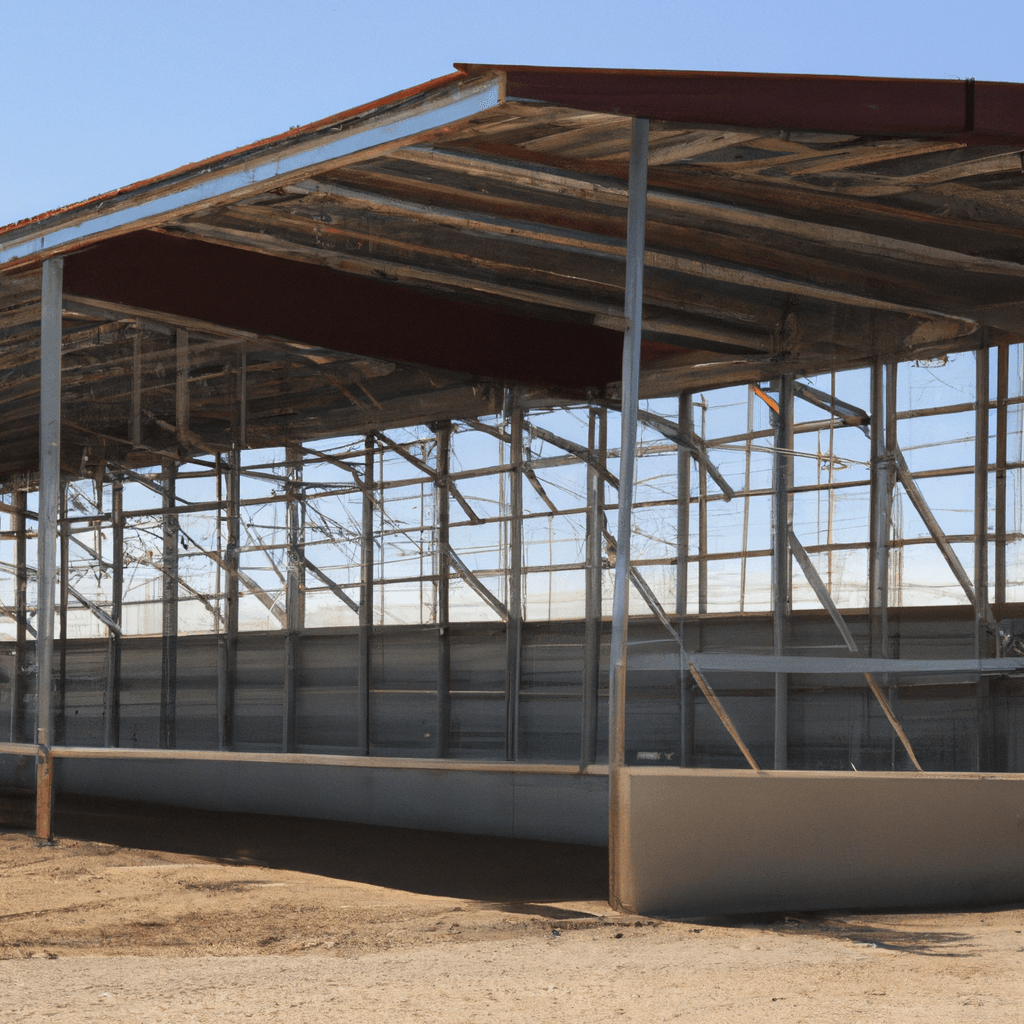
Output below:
[624,768,1024,916]
[1,751,609,847]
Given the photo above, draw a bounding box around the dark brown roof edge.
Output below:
[458,64,1024,144]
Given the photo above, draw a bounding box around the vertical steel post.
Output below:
[10,487,27,743]
[698,399,709,615]
[56,483,68,745]
[160,459,178,750]
[581,405,604,767]
[435,422,452,758]
[995,342,1009,612]
[104,476,123,748]
[772,375,794,769]
[506,397,523,760]
[358,436,374,755]
[218,448,240,751]
[676,393,694,767]
[975,346,992,769]
[609,117,648,913]
[283,445,303,752]
[885,362,899,767]
[868,360,890,658]
[36,256,63,841]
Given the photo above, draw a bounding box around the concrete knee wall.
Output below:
[621,768,1024,916]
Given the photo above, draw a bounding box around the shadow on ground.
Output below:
[26,793,609,905]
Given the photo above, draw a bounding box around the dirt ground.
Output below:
[2,802,1023,1022]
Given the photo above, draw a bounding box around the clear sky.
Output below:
[1,0,1021,228]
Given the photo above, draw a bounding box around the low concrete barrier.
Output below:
[1,748,609,847]
[624,767,1024,915]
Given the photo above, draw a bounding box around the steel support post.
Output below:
[677,393,694,766]
[884,362,899,767]
[772,375,793,769]
[698,401,709,615]
[56,484,68,746]
[609,117,648,913]
[868,360,891,659]
[975,347,992,769]
[995,343,1009,612]
[283,445,303,753]
[506,397,523,760]
[435,422,452,758]
[160,459,178,750]
[36,256,63,841]
[104,476,123,747]
[10,487,27,743]
[357,435,374,755]
[581,405,604,767]
[218,449,240,751]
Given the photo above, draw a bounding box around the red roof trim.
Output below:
[457,64,1024,144]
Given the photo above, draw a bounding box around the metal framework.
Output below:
[2,67,1024,915]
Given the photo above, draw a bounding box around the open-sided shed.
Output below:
[3,66,1024,914]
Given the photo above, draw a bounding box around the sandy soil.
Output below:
[2,825,1024,1022]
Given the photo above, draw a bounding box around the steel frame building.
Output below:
[2,66,1024,914]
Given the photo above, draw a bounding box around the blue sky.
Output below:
[1,0,1021,227]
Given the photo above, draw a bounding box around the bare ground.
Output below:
[1,799,1023,1022]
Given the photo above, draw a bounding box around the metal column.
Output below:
[975,347,992,769]
[57,484,68,745]
[581,405,605,767]
[506,397,523,760]
[995,343,1009,611]
[358,435,374,755]
[218,448,240,751]
[10,486,27,743]
[868,360,892,659]
[36,256,63,841]
[283,445,303,752]
[677,393,694,766]
[435,421,452,758]
[609,117,648,913]
[104,476,123,748]
[160,459,178,750]
[772,375,793,769]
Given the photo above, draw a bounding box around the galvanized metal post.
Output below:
[581,405,604,768]
[435,421,452,758]
[218,448,240,751]
[36,256,63,841]
[885,362,899,767]
[160,459,178,750]
[283,445,303,753]
[609,117,648,914]
[995,343,1009,613]
[358,435,374,755]
[868,360,890,658]
[506,397,523,760]
[10,486,27,743]
[975,346,992,769]
[677,393,694,766]
[56,483,68,745]
[698,399,709,615]
[104,476,123,748]
[772,375,793,769]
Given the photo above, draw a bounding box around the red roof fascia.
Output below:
[457,65,1024,145]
